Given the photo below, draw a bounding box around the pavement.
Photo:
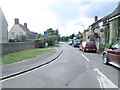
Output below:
[1,46,63,78]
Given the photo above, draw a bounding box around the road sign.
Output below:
[44,31,48,37]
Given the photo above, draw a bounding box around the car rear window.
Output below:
[86,42,95,46]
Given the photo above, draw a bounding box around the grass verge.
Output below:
[2,45,59,65]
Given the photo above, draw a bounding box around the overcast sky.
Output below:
[0,0,119,36]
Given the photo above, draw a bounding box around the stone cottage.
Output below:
[8,18,38,41]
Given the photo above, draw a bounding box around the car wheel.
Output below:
[103,54,109,64]
[94,50,97,53]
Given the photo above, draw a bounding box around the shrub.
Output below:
[34,39,45,48]
[99,44,106,52]
[9,39,16,42]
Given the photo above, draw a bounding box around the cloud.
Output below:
[58,16,94,36]
[48,1,80,26]
[0,0,120,36]
[0,0,59,33]
[50,0,119,36]
[48,0,118,26]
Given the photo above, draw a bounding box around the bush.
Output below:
[34,39,45,48]
[99,44,106,52]
[9,39,15,42]
[45,35,57,46]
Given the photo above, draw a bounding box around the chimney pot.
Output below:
[15,18,19,24]
[95,16,98,22]
[24,23,27,28]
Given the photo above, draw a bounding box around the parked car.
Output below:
[68,39,73,45]
[72,39,80,47]
[79,41,97,52]
[102,40,120,68]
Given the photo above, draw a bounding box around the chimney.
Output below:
[24,23,27,28]
[95,16,98,22]
[15,18,19,24]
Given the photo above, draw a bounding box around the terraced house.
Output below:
[107,3,120,45]
[84,2,120,48]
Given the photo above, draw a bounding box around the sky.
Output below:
[0,0,120,36]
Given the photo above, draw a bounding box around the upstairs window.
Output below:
[11,32,15,36]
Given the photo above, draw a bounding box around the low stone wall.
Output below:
[1,42,35,55]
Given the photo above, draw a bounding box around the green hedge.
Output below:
[99,44,106,52]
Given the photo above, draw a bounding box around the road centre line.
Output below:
[81,54,90,62]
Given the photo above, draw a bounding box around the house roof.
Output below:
[92,4,120,23]
[109,3,120,19]
[90,21,99,30]
[90,13,112,29]
[101,14,111,22]
[19,24,37,39]
[87,2,120,32]
[84,29,89,32]
[19,24,32,35]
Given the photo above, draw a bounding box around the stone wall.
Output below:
[1,42,35,55]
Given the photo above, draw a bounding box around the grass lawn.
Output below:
[2,45,59,65]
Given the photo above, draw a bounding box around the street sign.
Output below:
[44,31,48,37]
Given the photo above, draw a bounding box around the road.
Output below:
[2,42,120,89]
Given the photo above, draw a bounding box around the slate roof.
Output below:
[84,29,89,32]
[19,24,32,35]
[18,24,37,39]
[85,2,120,38]
[109,3,120,19]
[90,13,110,28]
[90,3,120,29]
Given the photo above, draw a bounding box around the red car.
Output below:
[103,40,120,68]
[79,41,97,52]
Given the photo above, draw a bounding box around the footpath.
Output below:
[1,46,63,79]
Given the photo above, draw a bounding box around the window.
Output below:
[11,32,15,36]
[19,32,23,35]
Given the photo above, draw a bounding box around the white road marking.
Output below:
[1,51,63,82]
[97,76,103,88]
[81,54,90,62]
[109,62,120,68]
[94,68,118,88]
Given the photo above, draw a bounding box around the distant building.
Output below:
[84,29,90,41]
[8,18,38,41]
[0,7,8,43]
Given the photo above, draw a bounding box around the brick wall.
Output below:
[0,42,35,55]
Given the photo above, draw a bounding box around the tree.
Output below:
[44,28,61,46]
[61,36,69,42]
[54,29,59,35]
[19,35,27,42]
[36,34,43,39]
[69,34,75,39]
[47,28,54,36]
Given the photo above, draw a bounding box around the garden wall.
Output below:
[0,42,35,55]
